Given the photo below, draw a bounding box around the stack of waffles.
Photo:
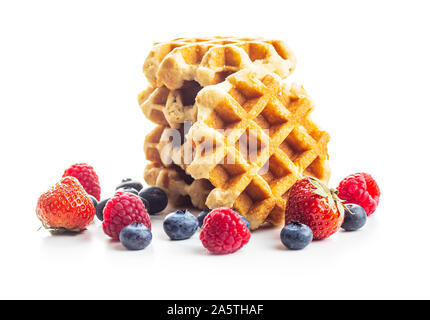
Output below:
[139,37,331,230]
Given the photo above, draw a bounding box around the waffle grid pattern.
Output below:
[144,37,296,90]
[138,81,201,128]
[144,162,213,210]
[140,37,296,129]
[145,71,330,229]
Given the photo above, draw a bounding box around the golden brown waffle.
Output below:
[140,37,296,128]
[138,81,201,128]
[143,37,296,90]
[144,162,213,209]
[144,124,185,165]
[144,70,330,229]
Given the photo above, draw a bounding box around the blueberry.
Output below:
[95,198,110,221]
[139,196,150,212]
[240,215,251,230]
[138,187,168,215]
[163,210,199,240]
[119,222,152,250]
[197,209,211,228]
[116,180,143,192]
[281,222,313,250]
[88,195,98,209]
[116,187,139,195]
[341,203,367,231]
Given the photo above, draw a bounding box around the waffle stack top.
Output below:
[139,37,296,128]
[139,37,330,230]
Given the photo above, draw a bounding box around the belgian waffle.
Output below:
[138,81,201,128]
[143,37,296,90]
[140,37,296,128]
[144,70,330,229]
[144,162,212,209]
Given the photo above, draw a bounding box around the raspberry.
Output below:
[337,173,380,216]
[102,192,151,240]
[63,163,101,201]
[200,208,250,254]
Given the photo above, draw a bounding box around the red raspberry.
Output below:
[63,163,101,201]
[103,192,151,240]
[337,173,380,216]
[200,208,250,255]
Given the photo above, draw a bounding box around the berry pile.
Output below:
[100,179,169,249]
[36,163,380,254]
[36,164,170,251]
[281,173,380,250]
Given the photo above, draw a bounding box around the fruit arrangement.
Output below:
[35,37,381,254]
[36,162,380,253]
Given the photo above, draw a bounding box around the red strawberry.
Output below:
[36,176,95,233]
[63,163,101,201]
[285,176,345,240]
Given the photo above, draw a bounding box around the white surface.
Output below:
[0,0,429,299]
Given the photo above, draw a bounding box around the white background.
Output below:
[0,0,429,299]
